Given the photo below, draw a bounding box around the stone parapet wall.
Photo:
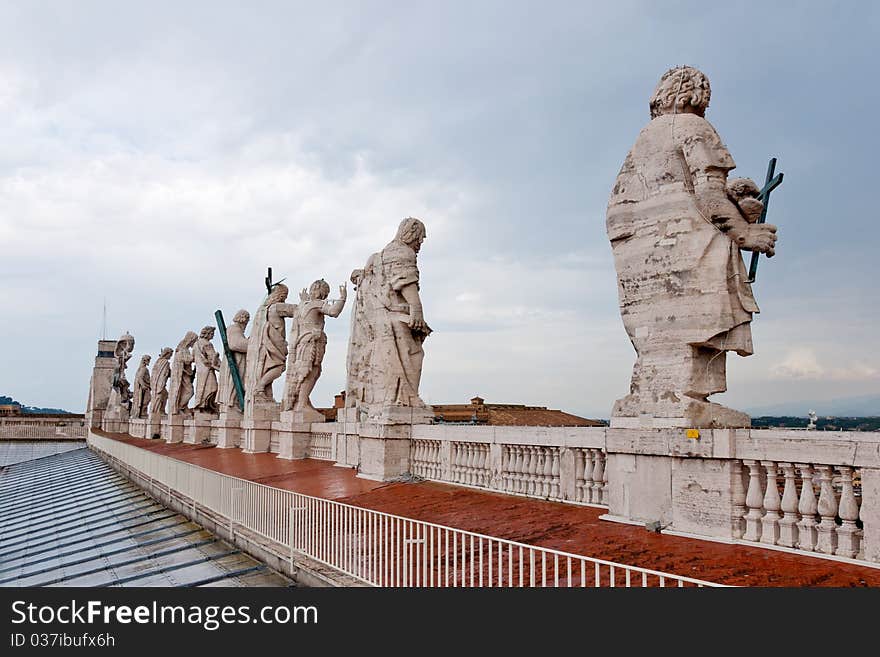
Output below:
[0,416,87,440]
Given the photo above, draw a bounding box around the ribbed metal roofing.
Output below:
[0,445,291,587]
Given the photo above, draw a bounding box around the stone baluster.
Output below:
[500,446,510,491]
[760,461,781,545]
[537,448,548,497]
[584,450,596,503]
[777,462,800,548]
[743,460,764,542]
[525,447,537,496]
[550,448,560,500]
[602,452,609,505]
[835,466,860,558]
[514,446,526,493]
[455,444,465,483]
[795,463,818,551]
[591,451,605,506]
[574,449,585,502]
[414,441,423,475]
[433,441,441,479]
[468,444,477,485]
[479,445,489,487]
[815,465,838,554]
[731,460,747,539]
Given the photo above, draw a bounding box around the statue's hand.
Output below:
[300,288,309,302]
[408,307,427,333]
[737,223,777,257]
[339,282,347,299]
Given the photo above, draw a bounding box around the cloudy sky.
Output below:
[0,1,877,417]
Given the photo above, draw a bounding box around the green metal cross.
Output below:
[746,157,784,283]
[214,309,246,412]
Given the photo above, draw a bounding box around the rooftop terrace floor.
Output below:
[98,431,880,587]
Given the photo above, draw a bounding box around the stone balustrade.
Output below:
[0,416,87,440]
[308,432,333,460]
[739,459,864,559]
[407,425,607,505]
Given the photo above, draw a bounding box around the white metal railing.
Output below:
[87,431,723,587]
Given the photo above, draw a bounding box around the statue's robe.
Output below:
[218,324,247,411]
[193,338,219,412]
[131,363,151,419]
[149,356,171,416]
[607,112,758,401]
[169,347,195,414]
[375,239,429,408]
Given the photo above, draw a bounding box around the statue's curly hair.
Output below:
[649,66,711,119]
[233,309,250,324]
[395,216,426,245]
[310,279,331,300]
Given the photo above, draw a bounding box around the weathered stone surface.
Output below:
[130,355,151,419]
[345,217,433,425]
[281,279,347,421]
[605,453,672,526]
[104,332,135,425]
[85,339,118,428]
[244,284,297,417]
[358,435,411,481]
[606,66,778,428]
[169,332,197,417]
[670,458,737,538]
[193,326,221,414]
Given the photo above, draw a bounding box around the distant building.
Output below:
[318,393,604,426]
[0,404,21,416]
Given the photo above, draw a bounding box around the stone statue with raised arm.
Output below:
[192,325,221,414]
[104,332,135,430]
[131,355,151,419]
[281,279,347,421]
[606,66,779,428]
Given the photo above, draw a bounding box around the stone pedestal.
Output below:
[354,406,431,481]
[101,411,129,435]
[129,418,147,438]
[214,413,243,449]
[164,414,188,443]
[276,416,311,460]
[602,427,740,538]
[147,414,164,439]
[184,411,216,444]
[242,402,279,454]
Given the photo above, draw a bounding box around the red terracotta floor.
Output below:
[98,431,880,587]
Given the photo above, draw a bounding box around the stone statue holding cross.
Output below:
[606,66,781,428]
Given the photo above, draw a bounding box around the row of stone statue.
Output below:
[106,65,784,431]
[105,217,434,427]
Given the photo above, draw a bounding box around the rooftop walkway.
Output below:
[98,431,880,587]
[0,444,291,587]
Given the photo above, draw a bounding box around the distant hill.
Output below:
[0,395,73,415]
[752,416,880,432]
[746,394,880,418]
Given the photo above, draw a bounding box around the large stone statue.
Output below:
[606,66,778,428]
[149,347,173,417]
[281,279,347,420]
[218,310,250,414]
[244,284,298,417]
[130,355,151,419]
[345,217,432,421]
[108,332,134,412]
[106,332,135,422]
[169,331,198,416]
[192,325,221,414]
